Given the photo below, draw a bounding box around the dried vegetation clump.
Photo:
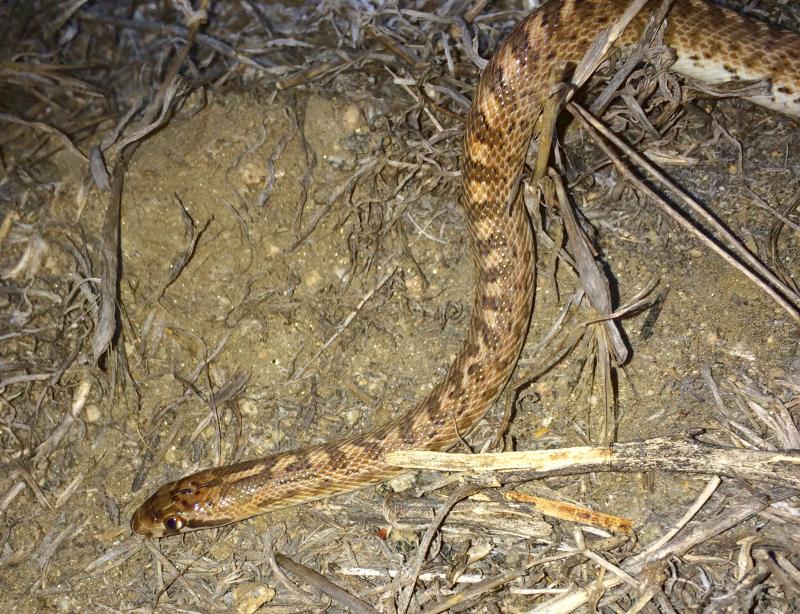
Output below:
[0,0,799,611]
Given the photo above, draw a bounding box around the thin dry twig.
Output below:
[388,433,800,488]
[274,552,378,614]
[567,101,800,323]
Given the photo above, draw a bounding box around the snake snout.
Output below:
[131,499,164,538]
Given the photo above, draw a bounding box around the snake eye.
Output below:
[164,516,183,532]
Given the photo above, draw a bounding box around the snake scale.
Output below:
[132,0,800,537]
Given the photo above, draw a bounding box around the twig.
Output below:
[387,433,800,489]
[530,487,797,613]
[0,112,88,164]
[505,491,633,534]
[567,101,800,323]
[76,11,269,73]
[274,552,378,614]
[397,481,487,614]
[91,142,137,361]
[636,476,721,558]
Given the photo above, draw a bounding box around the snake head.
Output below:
[131,475,230,538]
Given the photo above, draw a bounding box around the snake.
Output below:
[132,0,800,537]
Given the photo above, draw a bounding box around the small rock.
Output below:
[84,404,101,423]
[388,473,416,493]
[240,399,258,417]
[767,367,785,382]
[344,408,362,427]
[333,257,350,282]
[343,104,365,132]
[232,582,275,614]
[237,159,266,187]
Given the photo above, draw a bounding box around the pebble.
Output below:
[84,404,101,423]
[767,367,785,381]
[344,408,362,427]
[388,473,416,493]
[240,399,258,417]
[343,104,365,131]
[232,583,275,614]
[237,160,266,187]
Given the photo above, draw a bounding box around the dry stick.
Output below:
[157,196,208,296]
[767,190,800,294]
[396,482,487,614]
[92,2,209,360]
[277,58,348,90]
[0,112,88,163]
[588,0,677,117]
[387,434,800,489]
[377,492,552,539]
[142,540,221,611]
[32,379,92,462]
[76,11,267,72]
[2,465,51,512]
[367,25,426,69]
[145,1,208,126]
[625,487,799,584]
[418,552,574,614]
[567,102,800,323]
[549,169,624,447]
[528,486,797,613]
[504,490,633,534]
[287,156,382,252]
[91,141,137,361]
[550,169,627,365]
[264,537,321,607]
[274,553,378,614]
[573,526,640,589]
[418,567,539,614]
[635,475,721,559]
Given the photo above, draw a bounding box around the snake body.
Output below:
[132,0,800,537]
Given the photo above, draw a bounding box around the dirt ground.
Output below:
[1,1,799,612]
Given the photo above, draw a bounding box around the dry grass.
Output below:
[1,0,799,612]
